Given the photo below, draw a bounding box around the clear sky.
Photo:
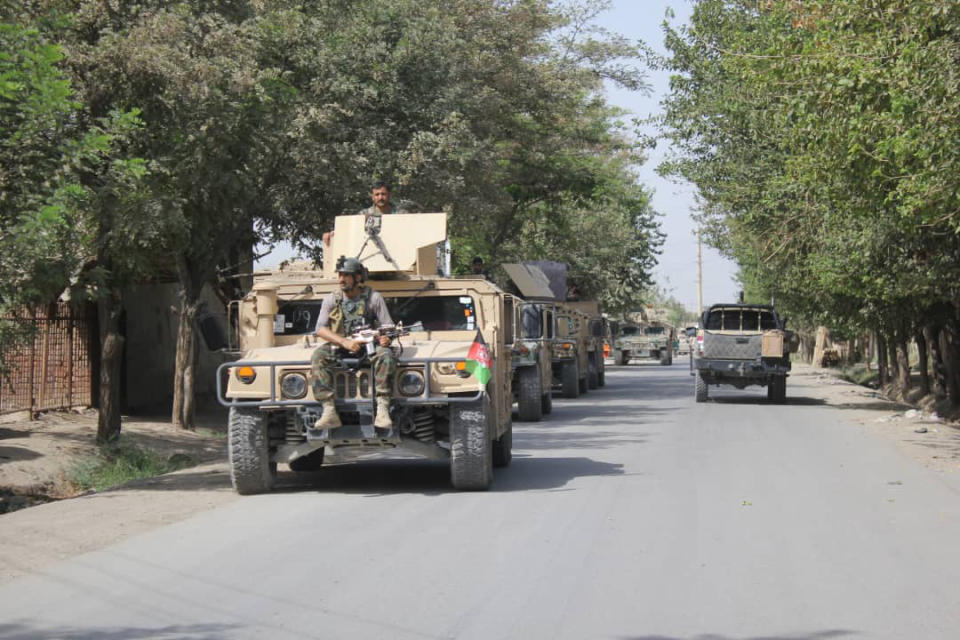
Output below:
[594,0,739,312]
[256,0,740,311]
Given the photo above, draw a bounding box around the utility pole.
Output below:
[696,226,703,317]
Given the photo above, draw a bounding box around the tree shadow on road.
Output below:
[621,631,857,640]
[0,621,243,640]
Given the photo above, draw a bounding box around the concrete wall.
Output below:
[123,284,232,413]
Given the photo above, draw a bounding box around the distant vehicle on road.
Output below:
[691,303,798,403]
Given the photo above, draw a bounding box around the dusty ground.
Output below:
[0,363,958,585]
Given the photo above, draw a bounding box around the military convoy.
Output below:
[219,214,610,494]
[691,303,798,403]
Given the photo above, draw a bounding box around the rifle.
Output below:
[350,321,424,356]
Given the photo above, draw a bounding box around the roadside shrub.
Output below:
[68,440,194,492]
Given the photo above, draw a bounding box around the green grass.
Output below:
[836,364,879,388]
[68,440,195,492]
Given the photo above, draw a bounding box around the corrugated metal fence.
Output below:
[1,303,93,416]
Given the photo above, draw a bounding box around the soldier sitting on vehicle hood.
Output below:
[311,256,397,433]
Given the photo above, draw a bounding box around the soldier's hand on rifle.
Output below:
[379,335,392,348]
[341,337,361,353]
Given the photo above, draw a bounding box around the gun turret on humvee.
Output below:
[219,213,513,493]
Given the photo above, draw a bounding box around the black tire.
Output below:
[598,358,605,387]
[587,354,599,389]
[579,374,588,394]
[517,366,543,422]
[694,371,708,403]
[228,407,276,495]
[288,447,325,472]
[614,351,628,366]
[493,418,512,468]
[561,361,580,398]
[768,376,787,404]
[450,398,493,490]
[541,390,553,414]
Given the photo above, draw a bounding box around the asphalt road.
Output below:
[2,361,960,640]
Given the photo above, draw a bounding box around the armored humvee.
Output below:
[219,213,513,492]
[501,264,557,421]
[691,303,798,403]
[565,300,606,388]
[613,321,674,366]
[552,305,590,397]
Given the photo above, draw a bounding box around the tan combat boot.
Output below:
[374,396,393,430]
[314,400,341,429]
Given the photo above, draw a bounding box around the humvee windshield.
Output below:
[620,326,639,336]
[644,327,665,335]
[385,295,476,331]
[705,308,778,331]
[274,300,323,335]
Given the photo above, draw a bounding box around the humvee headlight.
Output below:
[236,366,257,384]
[398,370,425,397]
[561,342,574,351]
[280,372,307,399]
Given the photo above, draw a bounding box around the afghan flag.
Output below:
[465,329,493,385]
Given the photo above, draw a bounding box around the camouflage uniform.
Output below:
[310,286,397,402]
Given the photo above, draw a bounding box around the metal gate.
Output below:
[0,303,93,416]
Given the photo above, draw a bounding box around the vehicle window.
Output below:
[521,305,543,339]
[620,326,639,336]
[590,319,604,337]
[644,327,665,335]
[722,310,740,330]
[760,311,777,330]
[274,301,324,335]
[706,310,723,330]
[384,295,476,331]
[741,311,759,331]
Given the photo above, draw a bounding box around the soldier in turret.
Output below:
[323,181,407,245]
[312,257,397,432]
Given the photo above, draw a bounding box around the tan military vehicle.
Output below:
[502,264,557,421]
[565,300,607,388]
[218,213,512,493]
[613,309,675,366]
[552,305,590,397]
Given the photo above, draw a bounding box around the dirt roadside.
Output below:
[1,364,958,585]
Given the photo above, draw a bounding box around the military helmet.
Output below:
[335,256,365,276]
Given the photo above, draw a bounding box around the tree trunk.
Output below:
[812,326,830,367]
[926,325,947,398]
[886,333,898,386]
[943,319,960,406]
[799,332,815,363]
[895,332,910,392]
[172,254,206,430]
[876,331,888,386]
[172,295,200,429]
[96,291,124,444]
[914,328,929,395]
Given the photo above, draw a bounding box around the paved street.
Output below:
[2,361,960,639]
